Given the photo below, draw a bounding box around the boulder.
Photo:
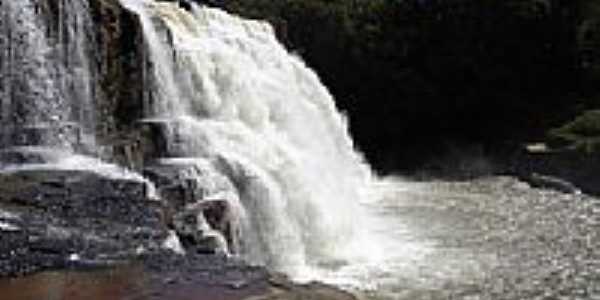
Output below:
[143,158,237,206]
[172,199,237,254]
[143,158,241,254]
[527,173,582,195]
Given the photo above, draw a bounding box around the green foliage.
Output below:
[549,110,600,153]
[554,110,600,137]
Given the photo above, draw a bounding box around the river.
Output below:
[2,176,598,299]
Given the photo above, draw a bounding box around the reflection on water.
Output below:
[0,264,268,300]
[0,267,145,300]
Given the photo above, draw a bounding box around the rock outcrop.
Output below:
[0,166,166,276]
[0,2,359,299]
[144,158,241,255]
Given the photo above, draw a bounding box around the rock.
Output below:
[264,274,358,300]
[527,173,582,194]
[172,200,234,255]
[0,222,20,232]
[0,146,70,165]
[162,230,186,255]
[144,158,241,254]
[1,123,82,150]
[0,252,357,300]
[161,0,224,11]
[0,168,168,277]
[143,158,236,206]
[509,146,600,195]
[195,231,229,255]
[179,0,193,11]
[137,119,182,162]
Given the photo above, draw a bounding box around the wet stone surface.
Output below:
[0,252,357,300]
[0,168,167,277]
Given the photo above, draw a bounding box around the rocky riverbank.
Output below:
[0,155,356,300]
[506,145,600,196]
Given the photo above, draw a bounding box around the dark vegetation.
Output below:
[223,0,600,173]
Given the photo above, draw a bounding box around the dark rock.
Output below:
[87,0,148,166]
[172,200,235,254]
[0,168,168,277]
[143,158,236,206]
[508,147,600,196]
[2,123,82,150]
[144,159,240,254]
[169,0,224,11]
[0,146,70,165]
[526,173,582,194]
[179,0,193,11]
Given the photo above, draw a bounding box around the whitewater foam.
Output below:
[119,0,374,277]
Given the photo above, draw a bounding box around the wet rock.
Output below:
[143,158,236,206]
[172,202,231,255]
[143,158,240,254]
[136,119,212,162]
[263,280,358,300]
[86,0,147,166]
[2,123,82,150]
[0,146,72,165]
[509,147,600,196]
[526,173,582,194]
[162,230,185,254]
[0,168,168,277]
[0,222,20,232]
[137,119,180,162]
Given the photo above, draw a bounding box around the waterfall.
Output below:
[0,0,156,197]
[0,0,95,151]
[120,0,372,276]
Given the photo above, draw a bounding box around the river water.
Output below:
[1,176,598,299]
[0,1,598,299]
[314,176,600,300]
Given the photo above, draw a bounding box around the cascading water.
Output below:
[0,0,156,195]
[0,0,430,292]
[0,0,95,150]
[119,0,375,277]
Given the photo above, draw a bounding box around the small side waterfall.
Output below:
[0,0,157,196]
[0,0,95,151]
[120,0,372,276]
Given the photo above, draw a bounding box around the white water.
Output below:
[1,2,598,299]
[0,0,156,196]
[0,146,159,199]
[119,0,380,277]
[0,0,95,150]
[1,0,67,140]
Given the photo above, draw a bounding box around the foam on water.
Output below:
[118,0,382,277]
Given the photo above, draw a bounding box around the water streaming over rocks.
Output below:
[118,0,372,276]
[0,0,96,150]
[1,1,598,299]
[0,0,374,280]
[0,0,158,196]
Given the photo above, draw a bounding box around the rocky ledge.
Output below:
[0,154,354,300]
[0,167,166,277]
